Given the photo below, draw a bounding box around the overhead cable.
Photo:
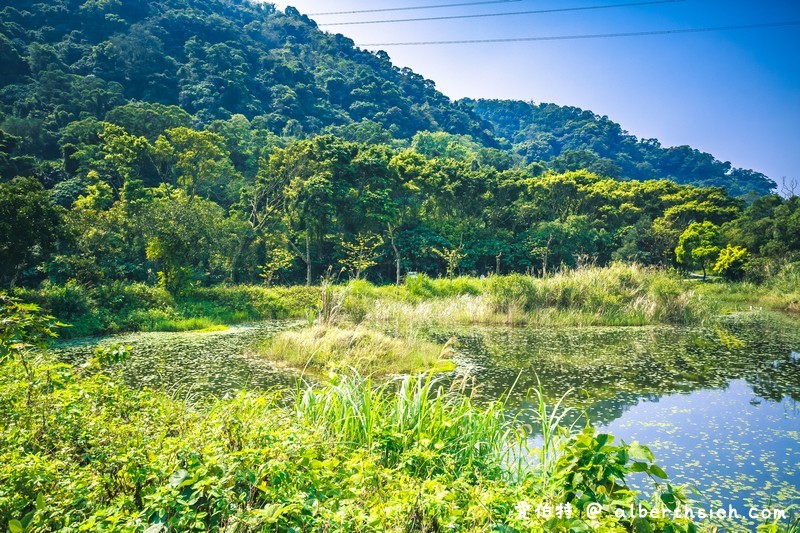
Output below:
[308,0,523,16]
[358,20,800,46]
[321,0,684,26]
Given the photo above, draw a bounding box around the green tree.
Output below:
[97,122,157,187]
[713,245,750,281]
[259,244,295,287]
[432,244,465,279]
[0,178,64,288]
[675,221,721,279]
[144,186,234,292]
[340,233,384,280]
[155,128,239,200]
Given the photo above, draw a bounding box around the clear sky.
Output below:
[275,0,800,187]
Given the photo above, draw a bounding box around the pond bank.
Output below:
[17,264,800,338]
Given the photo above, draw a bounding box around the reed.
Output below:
[293,371,524,478]
[256,324,455,376]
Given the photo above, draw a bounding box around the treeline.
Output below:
[0,0,781,199]
[2,119,798,291]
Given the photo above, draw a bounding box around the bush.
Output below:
[487,273,536,312]
[403,274,483,300]
[273,285,321,316]
[13,280,93,323]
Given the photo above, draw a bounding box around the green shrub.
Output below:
[403,274,484,300]
[94,282,176,314]
[122,308,179,331]
[487,273,537,312]
[403,273,438,299]
[13,280,93,323]
[273,285,321,316]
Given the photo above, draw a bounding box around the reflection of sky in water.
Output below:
[435,314,800,531]
[600,380,800,531]
[56,314,800,530]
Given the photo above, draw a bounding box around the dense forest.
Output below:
[468,99,777,197]
[1,0,798,292]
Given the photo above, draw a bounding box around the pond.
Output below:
[56,313,800,531]
[431,314,800,530]
[56,321,301,398]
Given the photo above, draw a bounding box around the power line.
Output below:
[308,0,523,16]
[358,20,800,46]
[320,0,684,27]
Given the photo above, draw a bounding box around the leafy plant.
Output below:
[339,232,384,280]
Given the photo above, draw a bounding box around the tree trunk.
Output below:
[286,234,311,286]
[388,223,401,285]
[542,234,553,277]
[305,233,312,286]
[230,232,254,283]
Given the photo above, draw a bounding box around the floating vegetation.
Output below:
[54,313,800,530]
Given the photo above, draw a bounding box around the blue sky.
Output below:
[277,0,800,187]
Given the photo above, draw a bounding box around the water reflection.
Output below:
[432,315,800,419]
[431,313,800,530]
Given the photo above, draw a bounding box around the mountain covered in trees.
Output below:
[1,0,797,292]
[467,99,776,197]
[0,0,778,196]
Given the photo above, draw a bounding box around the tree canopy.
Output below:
[0,0,797,292]
[0,0,778,200]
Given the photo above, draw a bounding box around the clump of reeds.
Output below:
[258,324,454,376]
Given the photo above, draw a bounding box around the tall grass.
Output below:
[691,262,800,314]
[486,264,709,324]
[257,324,455,376]
[356,264,715,328]
[293,372,524,477]
[531,383,577,491]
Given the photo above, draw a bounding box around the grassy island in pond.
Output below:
[255,324,455,376]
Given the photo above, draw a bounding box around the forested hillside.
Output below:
[0,0,779,195]
[1,0,798,294]
[0,0,491,162]
[467,99,776,196]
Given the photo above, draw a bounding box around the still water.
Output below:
[56,321,300,397]
[56,313,800,530]
[430,316,800,530]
